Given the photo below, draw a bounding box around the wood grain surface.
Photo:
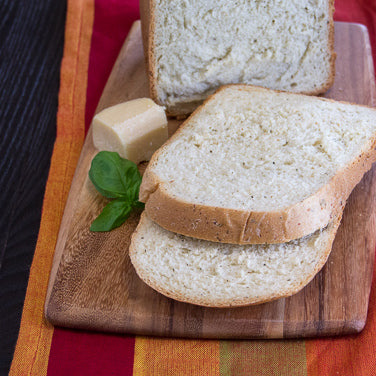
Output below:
[45,21,376,339]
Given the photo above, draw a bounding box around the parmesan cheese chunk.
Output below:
[92,98,168,164]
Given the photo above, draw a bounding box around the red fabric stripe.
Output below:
[47,1,138,375]
[47,328,135,376]
[334,0,376,70]
[85,0,140,132]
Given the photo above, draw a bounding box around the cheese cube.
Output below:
[92,98,168,164]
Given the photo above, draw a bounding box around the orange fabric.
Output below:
[133,337,220,375]
[9,0,94,374]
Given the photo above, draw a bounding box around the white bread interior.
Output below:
[130,213,341,307]
[140,85,376,244]
[143,0,335,115]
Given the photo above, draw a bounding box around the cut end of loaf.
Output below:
[129,213,341,307]
[148,0,335,115]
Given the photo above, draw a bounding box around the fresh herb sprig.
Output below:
[89,151,144,231]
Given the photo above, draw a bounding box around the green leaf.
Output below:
[88,151,144,231]
[90,199,133,232]
[123,163,143,203]
[89,151,142,199]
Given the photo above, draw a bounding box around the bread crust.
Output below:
[129,213,342,307]
[140,85,376,244]
[321,0,336,94]
[141,0,336,116]
[139,0,151,73]
[140,0,161,111]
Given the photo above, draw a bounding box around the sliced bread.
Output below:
[129,213,341,307]
[140,85,376,244]
[140,0,335,115]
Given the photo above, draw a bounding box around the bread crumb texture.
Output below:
[131,214,336,306]
[150,86,376,211]
[153,0,333,109]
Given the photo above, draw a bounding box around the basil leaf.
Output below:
[89,151,141,199]
[125,177,142,203]
[90,199,133,232]
[88,151,144,231]
[122,160,143,202]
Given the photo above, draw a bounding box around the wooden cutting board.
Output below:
[45,21,376,339]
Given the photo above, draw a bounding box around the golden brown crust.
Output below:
[327,0,337,92]
[129,212,342,307]
[139,0,150,72]
[141,0,337,116]
[140,84,376,244]
[140,0,162,109]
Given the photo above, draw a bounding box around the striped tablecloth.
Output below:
[9,0,376,374]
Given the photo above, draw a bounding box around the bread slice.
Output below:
[130,213,341,307]
[140,85,376,244]
[140,0,335,116]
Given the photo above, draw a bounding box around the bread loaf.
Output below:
[140,85,376,244]
[129,213,341,307]
[140,0,335,115]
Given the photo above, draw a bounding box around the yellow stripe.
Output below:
[9,1,94,374]
[220,340,307,376]
[133,337,220,376]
